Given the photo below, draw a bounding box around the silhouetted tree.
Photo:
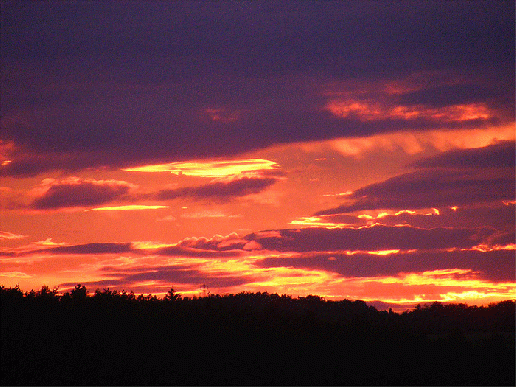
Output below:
[70,284,88,301]
[164,287,181,301]
[1,285,514,385]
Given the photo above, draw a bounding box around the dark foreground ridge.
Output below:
[2,285,515,385]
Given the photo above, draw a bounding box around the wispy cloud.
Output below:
[0,231,27,239]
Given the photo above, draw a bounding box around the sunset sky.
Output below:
[1,1,514,311]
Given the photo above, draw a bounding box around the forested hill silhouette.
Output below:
[2,285,515,385]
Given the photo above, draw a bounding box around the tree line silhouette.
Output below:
[1,285,514,385]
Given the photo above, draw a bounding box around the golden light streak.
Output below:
[325,191,354,197]
[315,208,441,226]
[36,238,67,247]
[368,249,400,256]
[471,244,516,252]
[246,267,334,288]
[131,241,174,250]
[289,216,349,228]
[91,205,168,211]
[123,158,279,177]
[439,290,516,302]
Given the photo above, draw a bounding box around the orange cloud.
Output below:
[204,108,240,123]
[330,125,514,157]
[91,205,168,211]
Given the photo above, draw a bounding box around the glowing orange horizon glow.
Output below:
[2,238,514,311]
[2,120,514,312]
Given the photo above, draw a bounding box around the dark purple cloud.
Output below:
[8,241,242,259]
[0,242,133,257]
[246,225,492,252]
[4,2,512,79]
[317,169,513,215]
[23,176,276,211]
[0,152,86,178]
[122,267,251,288]
[175,235,248,252]
[45,242,133,255]
[0,239,245,260]
[484,230,515,247]
[156,177,277,201]
[255,248,515,282]
[396,84,508,109]
[317,142,515,215]
[30,180,133,209]
[155,245,242,258]
[412,141,515,169]
[1,2,513,176]
[390,204,514,231]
